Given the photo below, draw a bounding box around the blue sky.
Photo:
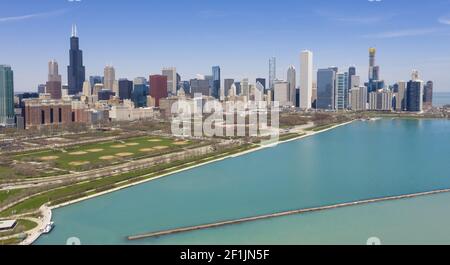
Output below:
[1,0,450,92]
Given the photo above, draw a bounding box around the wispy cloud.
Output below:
[363,28,440,39]
[315,10,394,24]
[439,16,450,25]
[0,9,67,23]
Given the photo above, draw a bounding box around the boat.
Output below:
[42,222,55,234]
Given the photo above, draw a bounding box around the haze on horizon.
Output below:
[1,0,450,92]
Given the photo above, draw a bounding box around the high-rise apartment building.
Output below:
[396,81,407,111]
[274,80,290,107]
[407,80,424,112]
[224,79,234,97]
[423,81,433,110]
[335,72,348,110]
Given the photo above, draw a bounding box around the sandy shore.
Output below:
[26,120,355,245]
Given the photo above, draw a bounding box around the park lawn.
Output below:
[0,219,38,238]
[15,136,194,171]
[0,166,15,178]
[0,189,23,203]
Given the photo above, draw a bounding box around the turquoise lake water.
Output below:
[36,119,450,245]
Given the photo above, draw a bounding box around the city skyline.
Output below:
[1,0,450,92]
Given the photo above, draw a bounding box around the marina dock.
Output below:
[128,188,450,241]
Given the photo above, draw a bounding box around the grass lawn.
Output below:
[0,166,15,178]
[0,189,23,203]
[0,219,38,238]
[14,136,194,171]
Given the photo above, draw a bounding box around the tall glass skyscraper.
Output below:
[0,65,15,126]
[336,72,348,110]
[407,80,423,112]
[269,57,276,90]
[317,68,336,110]
[67,25,86,95]
[212,66,221,99]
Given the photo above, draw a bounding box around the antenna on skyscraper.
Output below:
[72,24,78,37]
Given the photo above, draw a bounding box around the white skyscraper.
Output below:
[104,65,116,91]
[241,78,249,98]
[162,67,177,96]
[300,50,313,109]
[48,60,61,82]
[287,65,296,106]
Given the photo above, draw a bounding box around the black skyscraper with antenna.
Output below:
[68,25,85,95]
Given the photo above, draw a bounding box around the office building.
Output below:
[104,65,116,91]
[150,75,168,107]
[46,60,62,99]
[67,25,85,95]
[118,79,133,100]
[0,65,15,126]
[190,79,210,97]
[212,66,221,99]
[132,77,149,108]
[317,68,337,110]
[269,57,276,90]
[274,80,290,107]
[89,76,103,88]
[224,79,234,97]
[162,67,177,96]
[287,65,296,106]
[300,50,313,109]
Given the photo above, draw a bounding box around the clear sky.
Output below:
[1,0,450,92]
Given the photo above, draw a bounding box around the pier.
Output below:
[128,188,450,241]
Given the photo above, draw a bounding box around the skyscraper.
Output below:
[212,66,221,99]
[407,80,424,112]
[241,78,250,98]
[423,81,433,110]
[150,75,168,107]
[104,65,116,91]
[46,60,62,99]
[162,67,177,96]
[0,65,15,126]
[256,78,266,92]
[224,79,235,97]
[348,66,356,91]
[89,76,103,88]
[67,25,85,95]
[132,77,148,108]
[274,80,290,107]
[317,68,337,110]
[118,79,133,100]
[287,66,296,106]
[335,72,348,110]
[396,81,407,111]
[269,57,276,90]
[300,50,313,109]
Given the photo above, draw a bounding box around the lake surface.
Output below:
[435,92,450,107]
[37,119,450,245]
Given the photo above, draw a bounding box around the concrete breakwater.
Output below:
[128,188,450,241]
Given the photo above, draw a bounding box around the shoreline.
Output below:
[28,120,356,245]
